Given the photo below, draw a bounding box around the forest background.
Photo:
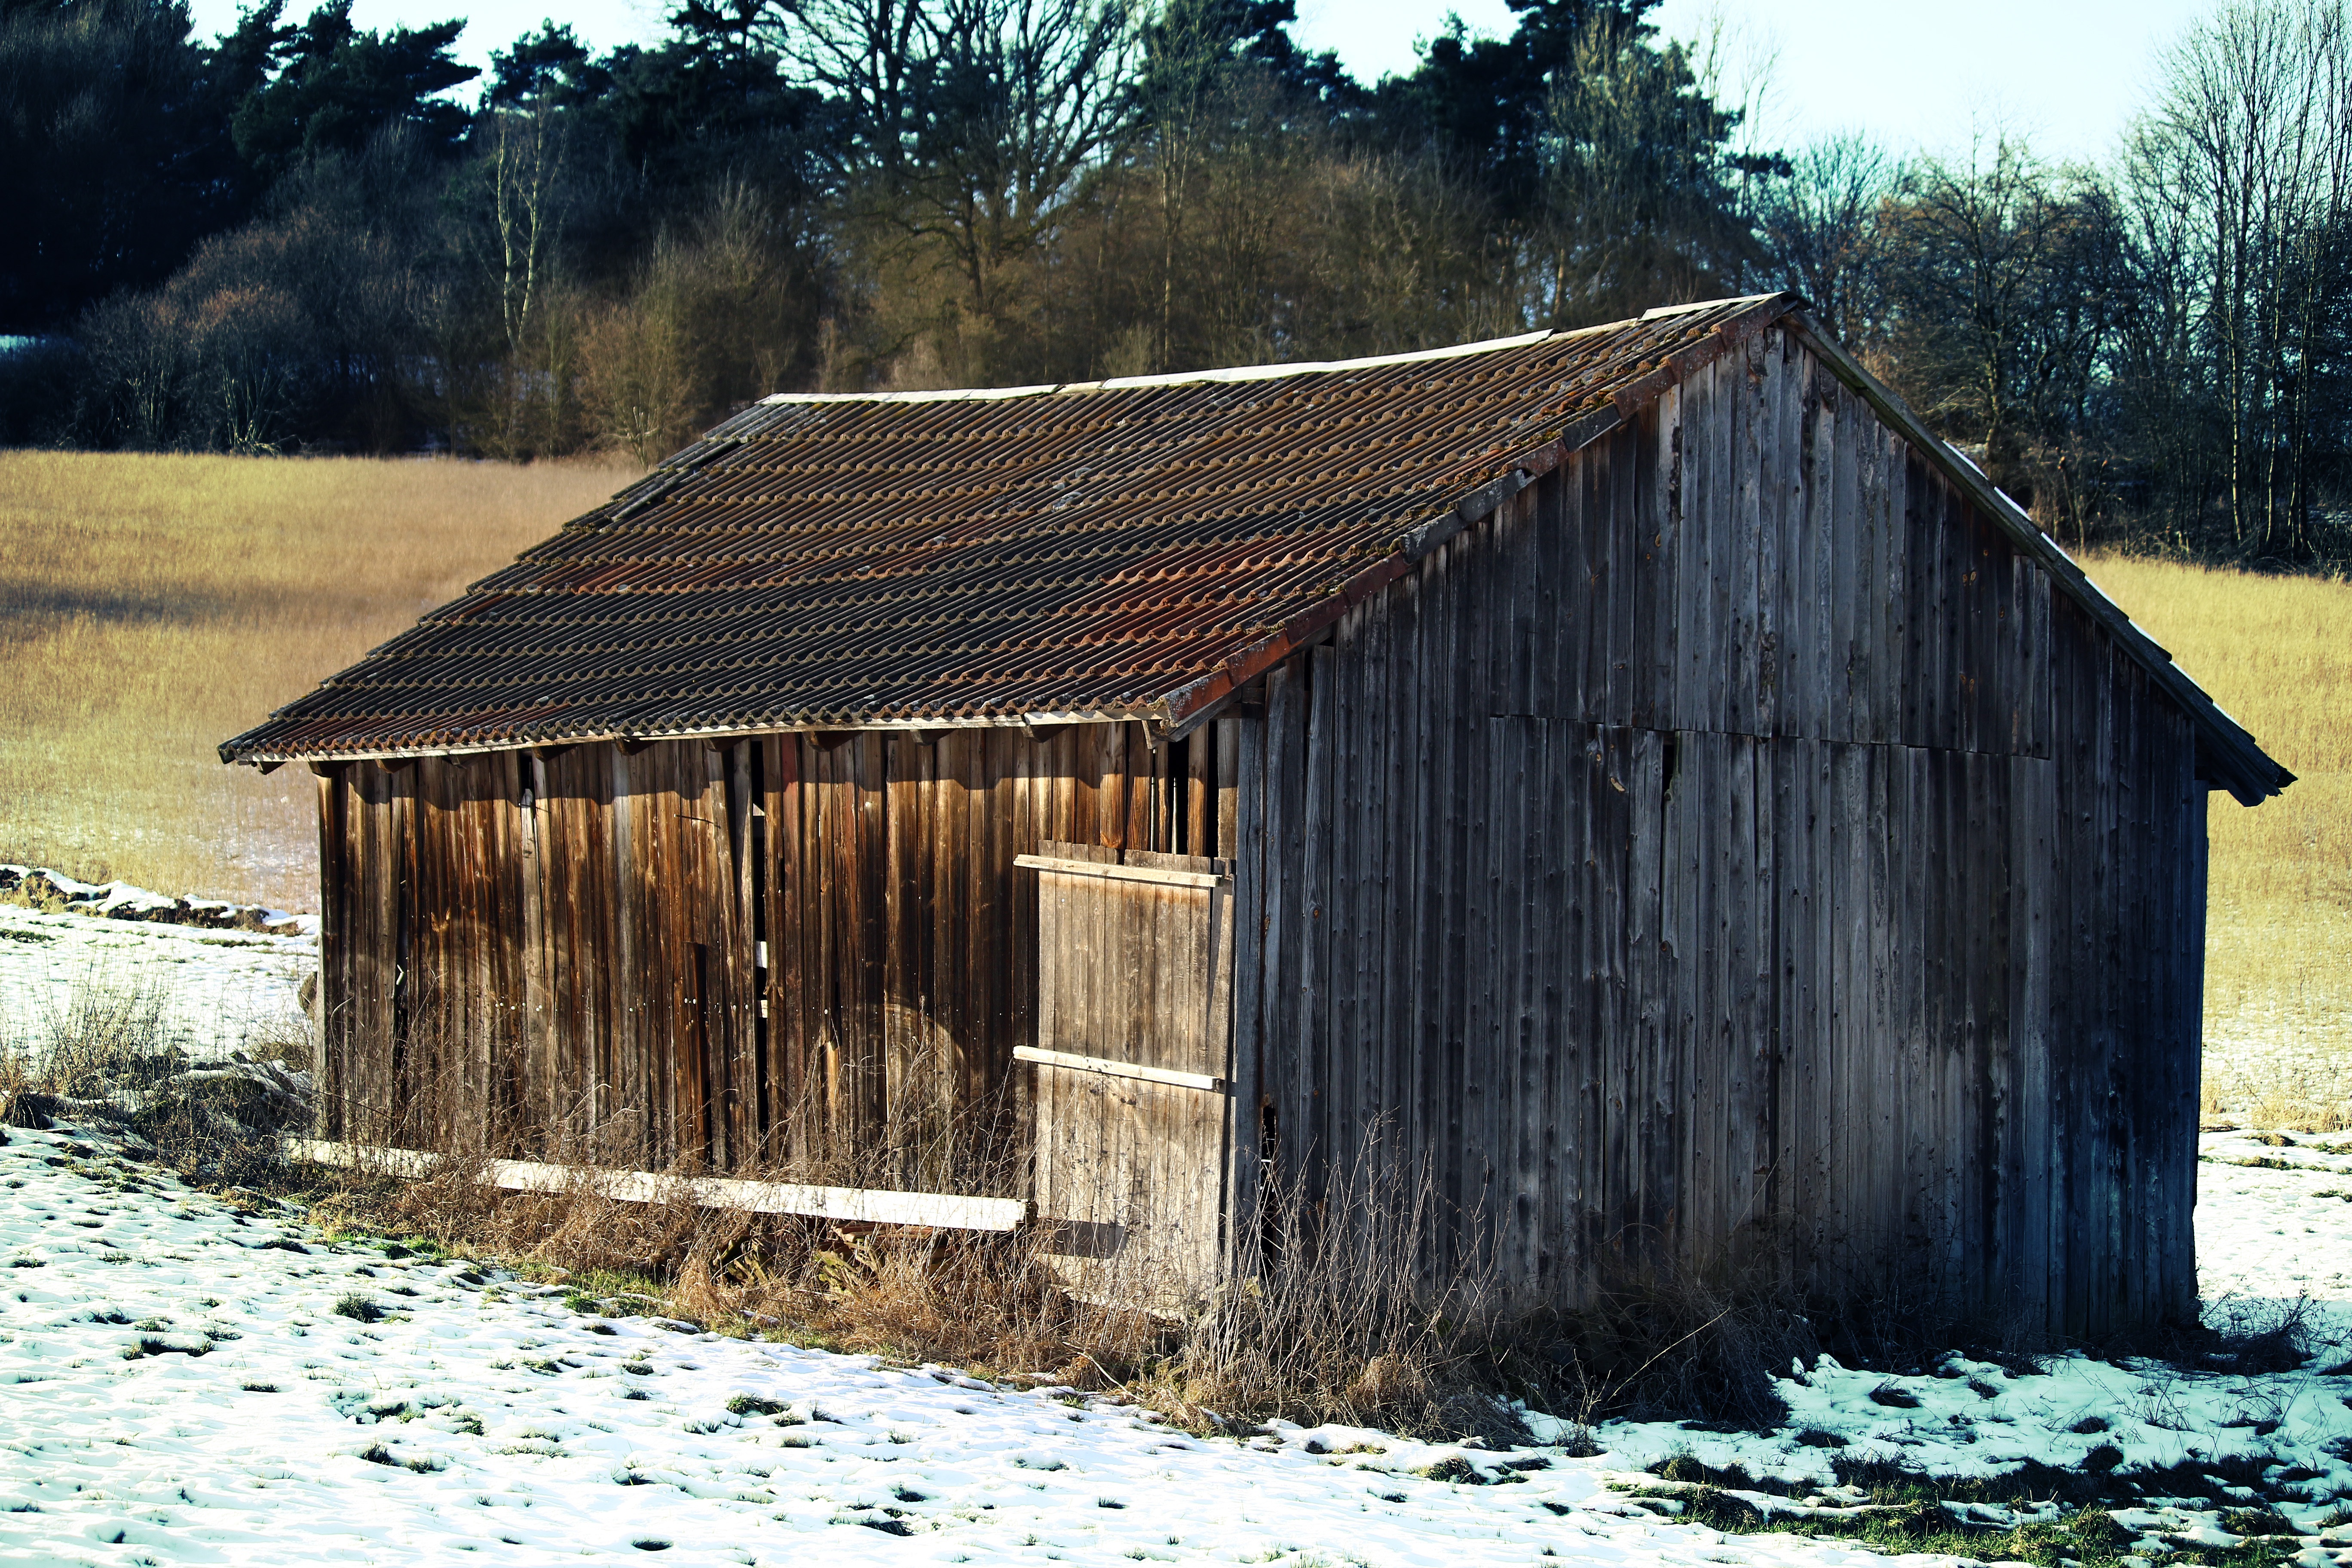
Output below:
[5,0,2352,571]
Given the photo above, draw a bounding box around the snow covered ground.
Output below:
[2,909,2349,1567]
[0,877,314,1062]
[1,1118,2349,1568]
[2196,1129,2352,1323]
[0,1120,1968,1568]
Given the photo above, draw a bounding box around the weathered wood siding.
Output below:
[315,720,1245,1192]
[1233,325,2205,1336]
[315,742,758,1170]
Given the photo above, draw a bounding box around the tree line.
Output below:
[3,0,2349,570]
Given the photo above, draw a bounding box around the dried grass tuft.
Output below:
[1166,1142,1523,1442]
[0,976,310,1181]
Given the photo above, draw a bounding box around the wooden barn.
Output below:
[223,292,2291,1337]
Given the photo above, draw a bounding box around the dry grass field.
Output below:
[0,452,638,910]
[0,457,2340,1111]
[2079,553,2352,1121]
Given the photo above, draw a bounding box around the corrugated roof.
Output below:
[217,291,2289,803]
[221,294,1789,761]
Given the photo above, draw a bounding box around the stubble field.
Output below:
[0,451,637,908]
[0,453,2341,1117]
[2075,553,2352,1121]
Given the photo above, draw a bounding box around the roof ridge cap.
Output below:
[1639,291,1789,321]
[756,327,1583,408]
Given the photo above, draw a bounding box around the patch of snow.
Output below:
[0,864,315,935]
[0,1119,1992,1568]
[0,897,314,1062]
[1526,1134,2352,1503]
[2197,1128,2352,1334]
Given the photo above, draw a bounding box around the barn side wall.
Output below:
[312,721,1245,1188]
[1235,325,2206,1336]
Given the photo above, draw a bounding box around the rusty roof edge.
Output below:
[1785,312,2293,807]
[220,708,1165,766]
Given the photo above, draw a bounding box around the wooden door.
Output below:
[1016,841,1235,1298]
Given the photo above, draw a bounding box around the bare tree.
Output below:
[2135,0,2352,558]
[683,0,1142,329]
[488,103,567,358]
[1873,133,2125,508]
[1753,132,1893,344]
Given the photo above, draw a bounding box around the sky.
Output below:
[1291,0,2217,165]
[181,0,2218,167]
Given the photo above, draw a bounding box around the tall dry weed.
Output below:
[1168,1139,1522,1441]
[0,974,310,1181]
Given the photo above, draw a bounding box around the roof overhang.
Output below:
[1780,314,2291,807]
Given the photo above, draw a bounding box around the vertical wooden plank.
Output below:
[1528,718,1571,1295]
[1460,524,1506,1274]
[1224,705,1267,1277]
[1406,544,1453,1282]
[2179,764,2210,1317]
[1623,725,1669,1267]
[312,767,345,1139]
[1801,735,1835,1280]
[1487,714,1534,1292]
[1326,610,1372,1227]
[1213,716,1241,859]
[1675,360,1716,737]
[518,753,549,1152]
[1296,643,1339,1200]
[1823,374,1859,743]
[763,736,796,1161]
[1561,449,1596,722]
[1732,332,1767,738]
[940,730,977,1170]
[1746,733,1781,1274]
[1185,728,1211,859]
[1602,428,1639,729]
[1634,395,1680,731]
[1662,723,1705,1271]
[1866,412,1898,746]
[1259,657,1305,1232]
[1124,722,1153,851]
